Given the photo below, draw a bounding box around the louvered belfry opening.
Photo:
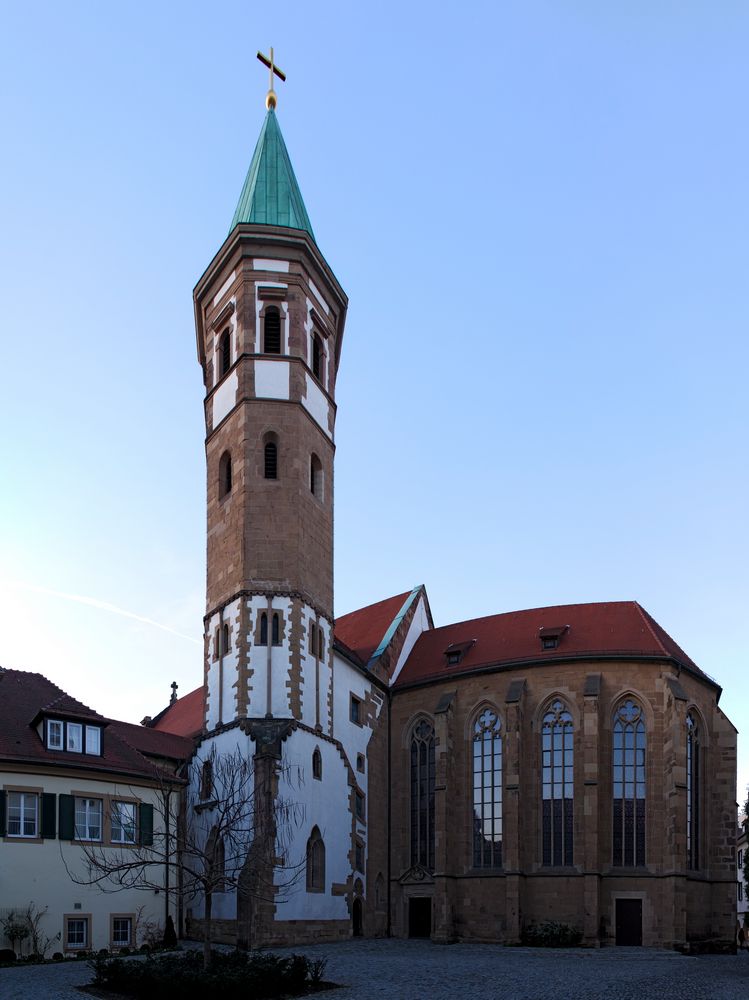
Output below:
[264,307,281,353]
[264,441,278,479]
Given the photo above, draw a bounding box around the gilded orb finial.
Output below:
[257,47,286,110]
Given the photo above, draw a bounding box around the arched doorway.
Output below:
[352,897,363,937]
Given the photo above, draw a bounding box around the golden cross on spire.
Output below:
[257,47,286,111]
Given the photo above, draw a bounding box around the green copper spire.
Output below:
[229,110,315,241]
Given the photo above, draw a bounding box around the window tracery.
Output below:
[410,719,435,872]
[612,699,646,866]
[541,699,574,866]
[472,707,502,868]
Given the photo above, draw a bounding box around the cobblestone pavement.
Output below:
[0,940,747,1000]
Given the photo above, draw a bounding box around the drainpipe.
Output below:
[218,606,224,726]
[387,686,392,937]
[315,613,321,729]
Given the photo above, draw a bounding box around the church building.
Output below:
[151,55,738,952]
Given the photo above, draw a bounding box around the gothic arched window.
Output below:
[272,612,280,645]
[472,708,502,868]
[264,307,281,354]
[612,699,646,866]
[306,826,325,892]
[218,451,232,499]
[218,328,231,378]
[687,712,701,870]
[541,699,574,867]
[222,623,230,654]
[312,747,322,781]
[259,612,268,647]
[410,719,435,872]
[264,441,278,480]
[200,760,213,801]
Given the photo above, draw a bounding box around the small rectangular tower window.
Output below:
[350,695,362,725]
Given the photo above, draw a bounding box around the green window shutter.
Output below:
[41,793,57,838]
[139,803,154,847]
[59,794,75,840]
[0,790,6,837]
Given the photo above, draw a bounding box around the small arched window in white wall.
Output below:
[306,826,325,892]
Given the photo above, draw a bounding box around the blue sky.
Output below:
[0,2,746,800]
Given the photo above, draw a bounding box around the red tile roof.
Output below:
[108,719,194,761]
[0,668,187,781]
[151,685,204,739]
[394,601,714,689]
[335,590,412,665]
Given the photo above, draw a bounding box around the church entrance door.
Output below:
[615,899,642,945]
[408,897,432,938]
[352,898,363,936]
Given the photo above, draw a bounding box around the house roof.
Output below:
[0,668,187,781]
[108,719,194,762]
[335,590,414,666]
[229,109,315,240]
[394,601,716,692]
[150,685,204,739]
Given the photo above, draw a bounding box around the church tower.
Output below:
[193,60,347,734]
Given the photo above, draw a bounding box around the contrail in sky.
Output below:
[1,580,202,645]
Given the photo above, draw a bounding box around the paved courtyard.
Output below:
[0,939,747,1000]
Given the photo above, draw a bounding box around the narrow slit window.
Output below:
[218,329,231,377]
[310,454,323,498]
[312,332,323,380]
[219,451,232,499]
[222,623,230,654]
[272,613,280,645]
[264,307,281,354]
[264,441,277,479]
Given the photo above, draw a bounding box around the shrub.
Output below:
[0,949,16,964]
[90,949,330,999]
[52,952,64,962]
[521,921,583,947]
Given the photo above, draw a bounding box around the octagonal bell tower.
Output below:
[193,91,347,735]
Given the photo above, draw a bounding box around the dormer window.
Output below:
[444,639,475,666]
[539,625,569,651]
[47,719,63,750]
[85,726,101,755]
[45,718,101,755]
[67,723,83,752]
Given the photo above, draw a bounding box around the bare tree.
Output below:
[65,745,305,968]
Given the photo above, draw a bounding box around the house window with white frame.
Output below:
[112,916,132,948]
[67,722,83,752]
[75,797,103,841]
[7,791,38,838]
[65,916,89,950]
[111,801,137,844]
[85,726,101,755]
[47,719,63,749]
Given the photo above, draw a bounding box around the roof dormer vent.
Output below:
[444,639,475,667]
[538,625,569,651]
